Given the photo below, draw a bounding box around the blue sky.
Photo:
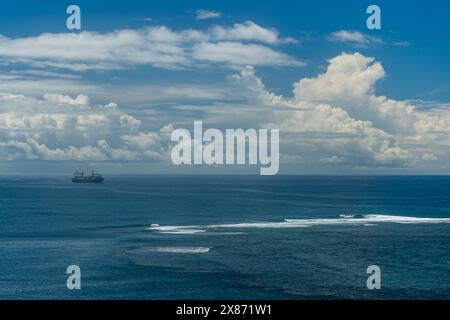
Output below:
[1,0,448,101]
[0,0,449,174]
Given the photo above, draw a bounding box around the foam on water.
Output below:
[153,247,211,253]
[147,214,450,234]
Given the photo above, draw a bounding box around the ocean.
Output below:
[1,175,450,299]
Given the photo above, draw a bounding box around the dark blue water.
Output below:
[1,175,450,299]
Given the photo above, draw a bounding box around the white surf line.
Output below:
[147,215,450,233]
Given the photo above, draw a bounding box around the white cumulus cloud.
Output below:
[328,30,384,47]
[195,10,222,20]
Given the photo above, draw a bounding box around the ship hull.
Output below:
[72,178,104,183]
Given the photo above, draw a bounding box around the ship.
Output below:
[72,170,104,183]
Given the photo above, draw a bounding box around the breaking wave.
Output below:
[150,224,207,234]
[147,214,450,234]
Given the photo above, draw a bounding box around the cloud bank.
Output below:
[1,51,449,173]
[0,93,167,162]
